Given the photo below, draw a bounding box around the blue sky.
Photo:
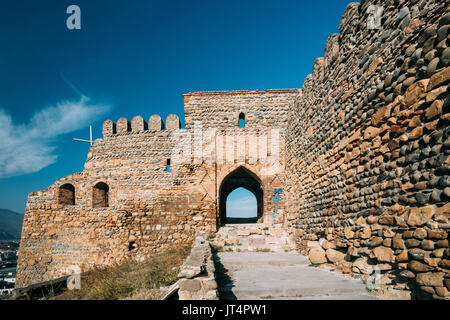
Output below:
[227,188,257,218]
[0,0,351,213]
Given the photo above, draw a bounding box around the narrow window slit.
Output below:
[239,113,245,128]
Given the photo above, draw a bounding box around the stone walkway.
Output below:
[214,252,379,300]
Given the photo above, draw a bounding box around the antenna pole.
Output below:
[73,125,94,146]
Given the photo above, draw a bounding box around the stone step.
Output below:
[212,223,296,253]
[216,223,287,233]
[219,286,374,300]
[214,252,378,301]
[215,229,292,238]
[215,235,295,245]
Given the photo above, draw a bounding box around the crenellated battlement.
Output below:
[102,114,182,137]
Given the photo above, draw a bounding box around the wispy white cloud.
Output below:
[0,96,110,178]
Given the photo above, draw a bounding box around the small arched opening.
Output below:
[238,113,245,128]
[166,159,171,173]
[93,182,109,208]
[59,184,75,206]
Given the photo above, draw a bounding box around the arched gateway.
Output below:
[219,166,263,225]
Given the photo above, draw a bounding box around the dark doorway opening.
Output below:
[219,166,263,225]
[59,184,75,206]
[93,182,109,208]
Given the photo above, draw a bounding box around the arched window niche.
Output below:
[93,182,109,208]
[238,113,245,128]
[166,159,171,173]
[59,184,75,206]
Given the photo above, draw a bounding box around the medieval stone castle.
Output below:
[16,0,450,299]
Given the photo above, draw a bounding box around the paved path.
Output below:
[214,252,378,300]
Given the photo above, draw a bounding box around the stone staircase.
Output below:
[211,223,295,253]
[210,224,378,300]
[214,252,378,300]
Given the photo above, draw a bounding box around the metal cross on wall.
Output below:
[73,125,94,146]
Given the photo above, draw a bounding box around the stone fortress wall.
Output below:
[16,0,450,299]
[16,90,296,287]
[285,0,450,299]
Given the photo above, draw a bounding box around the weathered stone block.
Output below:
[308,248,327,264]
[406,206,436,226]
[408,260,433,272]
[325,248,345,263]
[179,279,202,292]
[373,246,394,262]
[364,127,381,140]
[404,80,429,107]
[428,66,450,90]
[416,272,444,287]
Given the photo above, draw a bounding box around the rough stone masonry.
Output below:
[285,0,450,299]
[16,89,296,287]
[16,0,449,299]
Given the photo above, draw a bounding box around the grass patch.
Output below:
[366,287,381,294]
[210,244,223,253]
[50,246,191,300]
[308,263,320,268]
[255,248,271,253]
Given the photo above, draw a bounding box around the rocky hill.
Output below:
[0,209,24,240]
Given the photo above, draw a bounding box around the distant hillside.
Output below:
[0,209,24,240]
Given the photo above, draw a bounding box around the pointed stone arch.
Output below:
[218,166,263,225]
